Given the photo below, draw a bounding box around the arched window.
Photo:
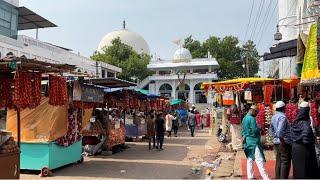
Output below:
[176,84,190,101]
[194,83,202,90]
[159,83,172,98]
[194,83,207,104]
[159,83,172,91]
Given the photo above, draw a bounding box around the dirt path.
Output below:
[21,127,215,179]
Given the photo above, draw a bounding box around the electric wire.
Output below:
[254,0,274,42]
[243,0,255,42]
[257,0,278,47]
[249,0,265,41]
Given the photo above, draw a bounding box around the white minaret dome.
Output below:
[97,21,150,54]
[173,47,192,61]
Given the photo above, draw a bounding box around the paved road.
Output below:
[21,127,211,179]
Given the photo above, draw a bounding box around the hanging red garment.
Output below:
[56,108,82,147]
[263,85,273,106]
[13,71,42,109]
[310,102,319,127]
[196,113,202,127]
[206,113,210,127]
[0,77,13,109]
[256,104,266,132]
[48,75,67,106]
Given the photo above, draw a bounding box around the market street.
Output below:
[21,128,215,179]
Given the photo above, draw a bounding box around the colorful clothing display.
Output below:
[56,108,82,147]
[263,85,273,106]
[223,91,235,105]
[250,84,263,103]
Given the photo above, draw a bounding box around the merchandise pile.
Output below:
[0,136,19,154]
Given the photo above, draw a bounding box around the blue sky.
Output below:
[19,0,278,59]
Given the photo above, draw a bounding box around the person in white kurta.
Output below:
[165,113,173,137]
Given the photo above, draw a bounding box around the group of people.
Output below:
[186,106,211,137]
[242,100,320,180]
[146,110,181,151]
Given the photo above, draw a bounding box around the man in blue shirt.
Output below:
[270,101,292,179]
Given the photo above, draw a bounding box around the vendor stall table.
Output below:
[0,57,79,178]
[20,140,82,174]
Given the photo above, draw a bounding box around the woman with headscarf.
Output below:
[291,101,319,179]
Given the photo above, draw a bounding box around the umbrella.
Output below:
[170,99,185,105]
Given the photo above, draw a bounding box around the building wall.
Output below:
[0,34,120,77]
[2,0,18,7]
[149,78,213,104]
[0,0,18,39]
[258,56,297,79]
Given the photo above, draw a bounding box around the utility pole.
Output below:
[246,56,250,77]
[241,50,250,77]
[240,49,252,77]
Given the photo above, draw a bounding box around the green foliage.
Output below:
[183,35,260,80]
[184,35,206,58]
[241,40,260,77]
[91,38,152,81]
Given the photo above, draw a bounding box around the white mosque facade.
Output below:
[141,48,219,104]
[97,22,220,104]
[98,22,150,54]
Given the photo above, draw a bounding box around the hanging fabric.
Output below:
[244,89,252,101]
[263,85,273,106]
[56,108,82,147]
[301,23,320,82]
[250,84,264,103]
[49,75,68,106]
[222,91,235,106]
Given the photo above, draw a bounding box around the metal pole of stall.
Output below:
[16,107,21,147]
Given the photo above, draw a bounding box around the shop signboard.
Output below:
[73,83,104,103]
[81,86,104,103]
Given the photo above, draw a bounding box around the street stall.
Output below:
[85,78,135,152]
[170,99,188,125]
[202,77,299,149]
[0,57,77,178]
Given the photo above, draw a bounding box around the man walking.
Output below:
[242,105,269,180]
[188,110,197,137]
[270,101,292,179]
[155,112,165,151]
[147,110,156,150]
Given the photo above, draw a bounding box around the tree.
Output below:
[184,35,260,80]
[241,40,260,77]
[183,35,206,58]
[91,38,152,81]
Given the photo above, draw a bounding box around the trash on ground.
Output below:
[120,170,126,173]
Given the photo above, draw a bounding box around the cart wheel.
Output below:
[40,167,50,177]
[78,156,84,163]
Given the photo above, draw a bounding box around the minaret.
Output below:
[123,19,126,29]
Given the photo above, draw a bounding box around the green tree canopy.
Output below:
[91,38,152,81]
[184,35,260,80]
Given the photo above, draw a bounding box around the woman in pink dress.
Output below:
[195,111,202,128]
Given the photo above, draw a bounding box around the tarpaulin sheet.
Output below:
[6,97,68,143]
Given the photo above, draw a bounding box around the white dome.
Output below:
[97,29,150,54]
[173,48,192,61]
